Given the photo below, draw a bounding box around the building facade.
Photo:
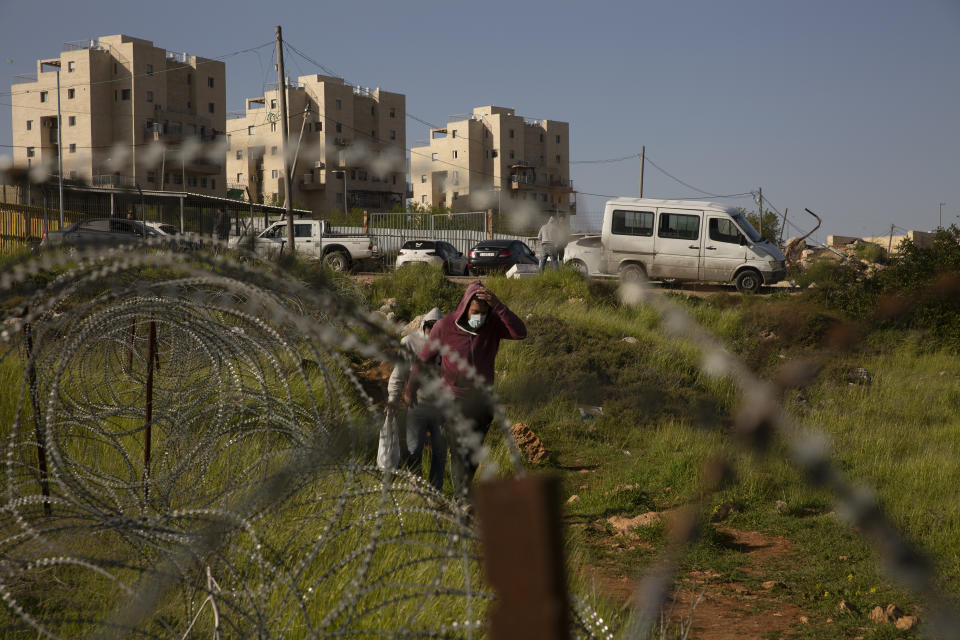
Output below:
[226,74,406,214]
[10,35,226,196]
[409,106,574,216]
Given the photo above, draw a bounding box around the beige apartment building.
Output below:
[410,106,574,216]
[10,35,226,196]
[226,75,406,214]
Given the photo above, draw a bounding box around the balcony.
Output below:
[92,174,136,189]
[548,177,574,192]
[186,159,221,175]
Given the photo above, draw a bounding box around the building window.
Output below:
[272,169,279,179]
[26,147,35,158]
[201,177,208,187]
[173,174,182,185]
[539,133,544,142]
[271,146,277,155]
[40,91,48,103]
[207,77,214,88]
[69,143,76,153]
[390,129,396,140]
[211,179,216,189]
[509,129,514,138]
[453,192,459,200]
[113,62,118,74]
[556,154,561,163]
[67,88,75,99]
[370,105,375,116]
[146,90,154,102]
[270,99,277,109]
[420,175,426,183]
[121,89,131,100]
[235,150,242,159]
[431,153,438,161]
[68,116,76,126]
[147,170,156,182]
[389,108,396,118]
[67,61,75,72]
[236,173,243,182]
[491,150,498,158]
[315,121,322,132]
[269,122,277,132]
[188,175,197,187]
[421,195,427,204]
[208,102,215,114]
[452,129,457,138]
[146,63,154,76]
[335,99,342,110]
[556,135,561,144]
[371,130,376,139]
[248,126,255,135]
[26,120,32,130]
[335,123,341,133]
[452,150,458,159]
[187,73,192,85]
[509,151,515,159]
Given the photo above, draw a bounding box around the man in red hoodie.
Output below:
[404,281,526,497]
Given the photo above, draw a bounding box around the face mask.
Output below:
[468,314,486,329]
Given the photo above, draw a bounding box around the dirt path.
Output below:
[349,272,796,297]
[582,526,810,639]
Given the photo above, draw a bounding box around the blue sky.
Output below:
[2,0,958,240]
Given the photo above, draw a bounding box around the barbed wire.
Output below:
[0,244,613,638]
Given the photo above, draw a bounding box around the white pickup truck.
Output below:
[232,219,380,272]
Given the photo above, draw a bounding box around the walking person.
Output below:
[404,283,526,499]
[381,308,444,477]
[555,214,570,263]
[537,216,560,273]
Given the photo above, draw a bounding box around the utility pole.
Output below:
[939,202,946,229]
[888,224,895,253]
[40,60,64,228]
[638,145,645,198]
[757,187,763,238]
[779,208,788,245]
[276,25,294,254]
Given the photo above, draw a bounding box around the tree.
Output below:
[738,207,782,245]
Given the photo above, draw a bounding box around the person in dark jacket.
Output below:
[404,282,526,497]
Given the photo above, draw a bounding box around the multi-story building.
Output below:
[10,34,226,196]
[410,106,575,217]
[226,74,406,213]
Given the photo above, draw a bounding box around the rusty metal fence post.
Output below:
[143,321,156,501]
[475,475,569,640]
[23,319,52,515]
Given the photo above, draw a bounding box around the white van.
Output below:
[564,198,786,292]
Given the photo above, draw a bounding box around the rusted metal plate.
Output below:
[475,474,569,640]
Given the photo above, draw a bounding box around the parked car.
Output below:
[466,239,538,275]
[230,219,379,272]
[40,217,184,249]
[143,221,180,236]
[563,197,786,292]
[396,239,468,275]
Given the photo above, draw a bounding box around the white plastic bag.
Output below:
[376,409,403,470]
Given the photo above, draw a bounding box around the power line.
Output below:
[0,41,274,98]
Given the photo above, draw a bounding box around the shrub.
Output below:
[855,242,886,264]
[368,263,464,322]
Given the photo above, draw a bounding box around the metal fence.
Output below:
[0,180,309,251]
[365,211,534,269]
